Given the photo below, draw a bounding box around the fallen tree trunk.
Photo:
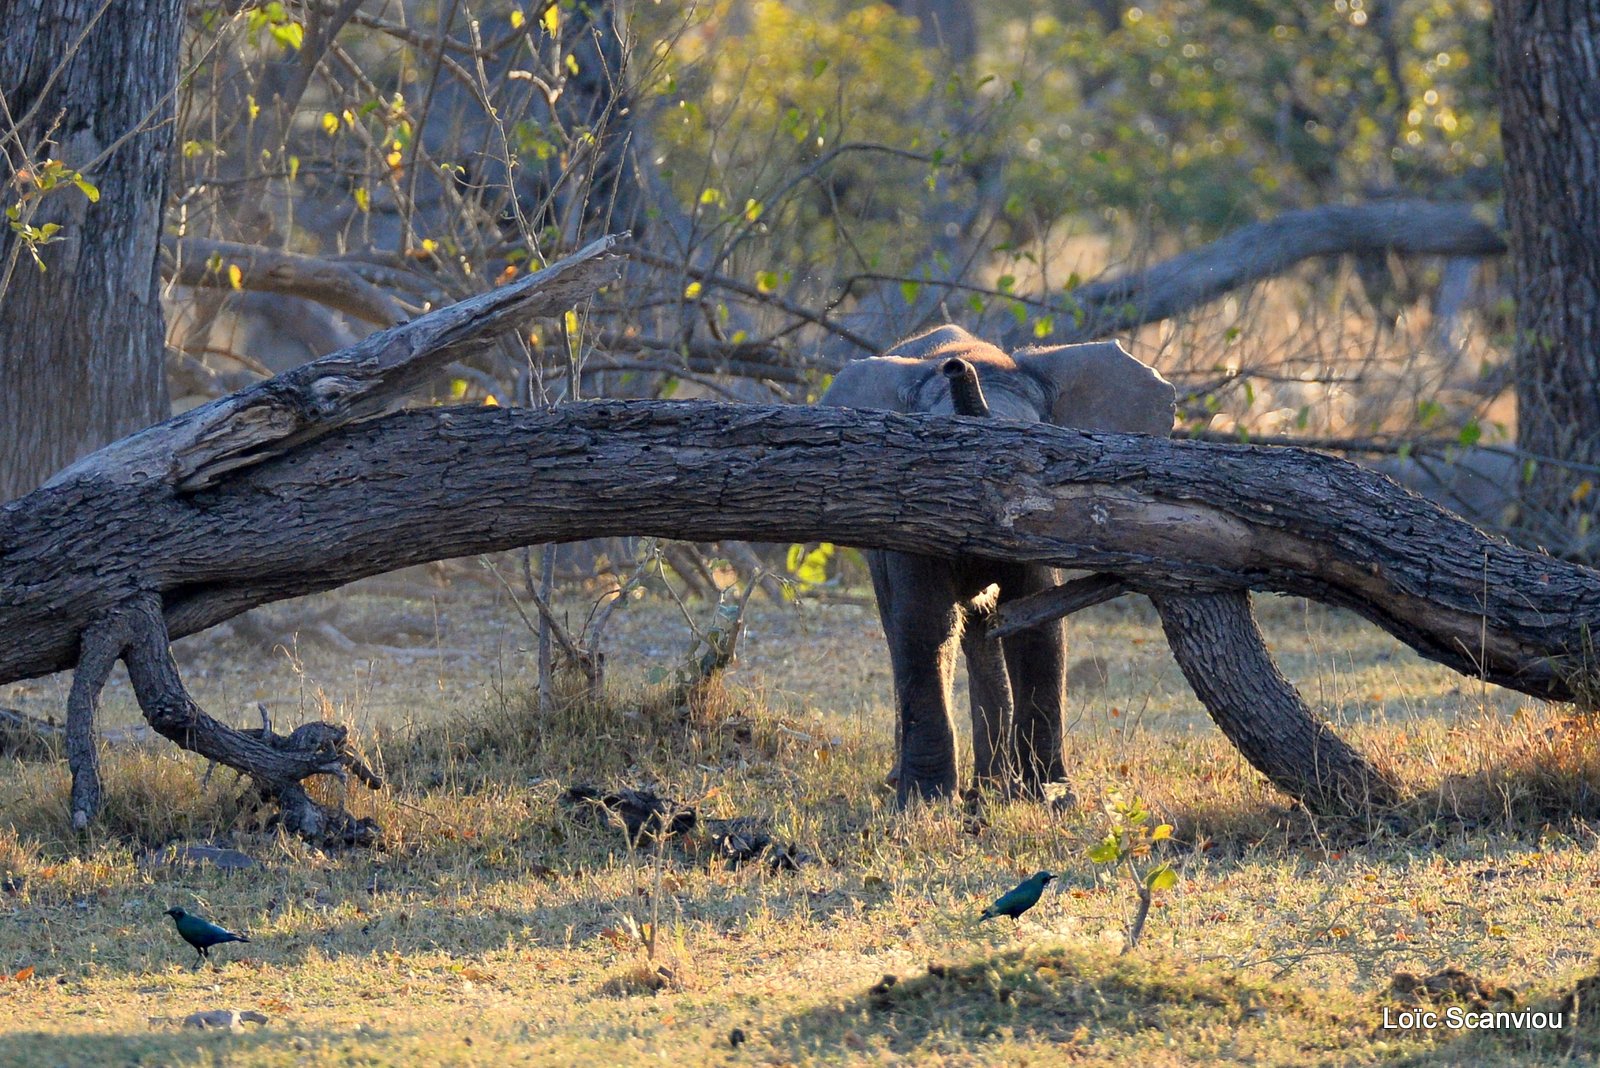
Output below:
[11,399,1594,696]
[7,239,1595,838]
[8,403,1600,824]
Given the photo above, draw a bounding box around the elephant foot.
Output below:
[894,764,960,809]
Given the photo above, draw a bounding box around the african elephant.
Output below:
[820,325,1175,806]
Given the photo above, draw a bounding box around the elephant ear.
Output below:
[817,355,924,412]
[1013,341,1175,437]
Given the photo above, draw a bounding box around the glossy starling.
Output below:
[165,907,250,966]
[979,871,1055,922]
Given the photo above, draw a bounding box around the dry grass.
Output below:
[3,580,1600,1065]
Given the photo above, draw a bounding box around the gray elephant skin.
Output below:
[820,326,1175,806]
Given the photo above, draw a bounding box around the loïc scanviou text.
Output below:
[1382,1006,1563,1031]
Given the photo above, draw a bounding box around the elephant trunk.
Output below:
[941,357,991,417]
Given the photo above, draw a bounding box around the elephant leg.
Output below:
[962,614,1014,791]
[997,564,1068,796]
[868,550,963,806]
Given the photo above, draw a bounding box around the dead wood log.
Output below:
[9,386,1600,828]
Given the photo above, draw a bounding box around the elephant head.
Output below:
[819,325,1174,806]
[821,324,1175,434]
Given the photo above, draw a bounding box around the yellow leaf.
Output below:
[386,148,403,170]
[563,309,580,335]
[484,395,500,407]
[565,54,579,75]
[247,95,260,120]
[1573,480,1593,503]
[321,112,338,136]
[450,379,468,400]
[353,187,370,213]
[542,4,559,34]
[1151,823,1173,841]
[227,263,243,290]
[510,8,525,29]
[683,281,703,300]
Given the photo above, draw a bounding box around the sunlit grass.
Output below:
[3,583,1600,1064]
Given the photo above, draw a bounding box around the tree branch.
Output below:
[997,199,1505,347]
[162,236,413,327]
[73,233,624,492]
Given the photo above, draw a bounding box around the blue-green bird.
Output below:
[165,907,250,966]
[979,872,1055,922]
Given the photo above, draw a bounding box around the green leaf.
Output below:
[1087,837,1121,864]
[899,280,920,306]
[1458,419,1482,447]
[70,174,99,202]
[1144,864,1177,891]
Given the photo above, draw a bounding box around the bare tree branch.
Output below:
[163,236,412,327]
[997,200,1505,347]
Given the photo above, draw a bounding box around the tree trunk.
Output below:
[8,370,1600,831]
[0,0,182,501]
[1492,0,1600,558]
